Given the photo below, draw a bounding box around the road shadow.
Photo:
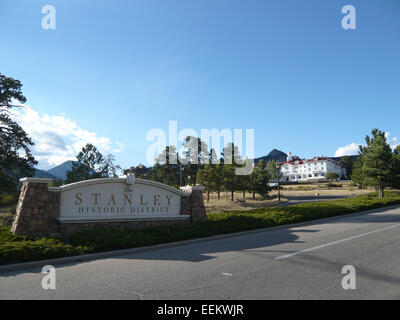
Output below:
[0,227,319,277]
[104,228,320,263]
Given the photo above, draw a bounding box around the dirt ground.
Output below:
[204,181,373,214]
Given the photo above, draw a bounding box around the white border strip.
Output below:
[58,178,190,196]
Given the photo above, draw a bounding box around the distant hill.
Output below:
[255,149,287,163]
[34,169,59,180]
[33,160,75,180]
[46,161,75,180]
[329,155,360,163]
[255,149,359,165]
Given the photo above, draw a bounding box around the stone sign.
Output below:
[11,174,206,237]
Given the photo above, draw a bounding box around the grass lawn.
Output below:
[205,182,373,213]
[1,191,400,266]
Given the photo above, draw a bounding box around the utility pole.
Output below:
[276,163,281,202]
[179,165,184,187]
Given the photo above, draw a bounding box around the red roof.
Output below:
[281,157,340,166]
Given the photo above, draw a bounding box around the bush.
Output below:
[0,213,15,227]
[0,227,90,265]
[326,183,343,188]
[0,194,18,207]
[326,172,340,181]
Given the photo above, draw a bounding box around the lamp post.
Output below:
[276,163,281,202]
[179,165,184,187]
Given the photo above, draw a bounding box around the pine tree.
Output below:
[355,129,396,197]
[196,164,214,202]
[65,144,107,183]
[340,156,355,179]
[181,136,208,186]
[154,145,180,185]
[222,163,240,201]
[0,73,37,194]
[249,160,271,199]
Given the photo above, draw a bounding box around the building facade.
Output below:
[280,152,344,183]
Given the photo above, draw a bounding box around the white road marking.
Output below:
[222,273,232,276]
[275,223,400,260]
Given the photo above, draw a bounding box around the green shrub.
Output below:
[326,183,343,188]
[0,227,90,265]
[0,194,18,207]
[0,213,15,227]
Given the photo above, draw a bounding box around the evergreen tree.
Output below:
[222,163,240,201]
[354,129,396,197]
[181,136,208,186]
[210,162,224,199]
[65,144,107,183]
[154,145,180,185]
[340,156,355,179]
[0,73,37,194]
[266,160,278,182]
[221,142,244,201]
[196,164,214,202]
[249,160,271,199]
[393,146,400,189]
[237,160,250,198]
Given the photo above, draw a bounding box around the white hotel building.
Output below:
[280,152,344,182]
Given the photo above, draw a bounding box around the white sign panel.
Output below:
[58,176,187,222]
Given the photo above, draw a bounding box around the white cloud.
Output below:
[385,132,399,150]
[11,105,123,169]
[334,143,360,157]
[335,133,399,157]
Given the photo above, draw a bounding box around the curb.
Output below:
[1,203,400,273]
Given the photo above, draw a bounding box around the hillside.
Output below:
[254,149,287,163]
[33,169,59,180]
[33,160,75,180]
[46,161,75,180]
[255,149,359,164]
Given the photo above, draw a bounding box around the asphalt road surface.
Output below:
[280,195,351,206]
[2,205,400,299]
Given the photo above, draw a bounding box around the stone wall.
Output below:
[179,187,207,222]
[11,178,207,237]
[11,178,60,237]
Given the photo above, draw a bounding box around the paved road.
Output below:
[280,195,352,206]
[2,205,400,299]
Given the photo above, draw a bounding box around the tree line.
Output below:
[1,73,400,201]
[61,137,275,202]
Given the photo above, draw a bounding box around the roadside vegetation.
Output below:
[1,191,400,266]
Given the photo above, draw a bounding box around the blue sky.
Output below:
[1,0,399,170]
